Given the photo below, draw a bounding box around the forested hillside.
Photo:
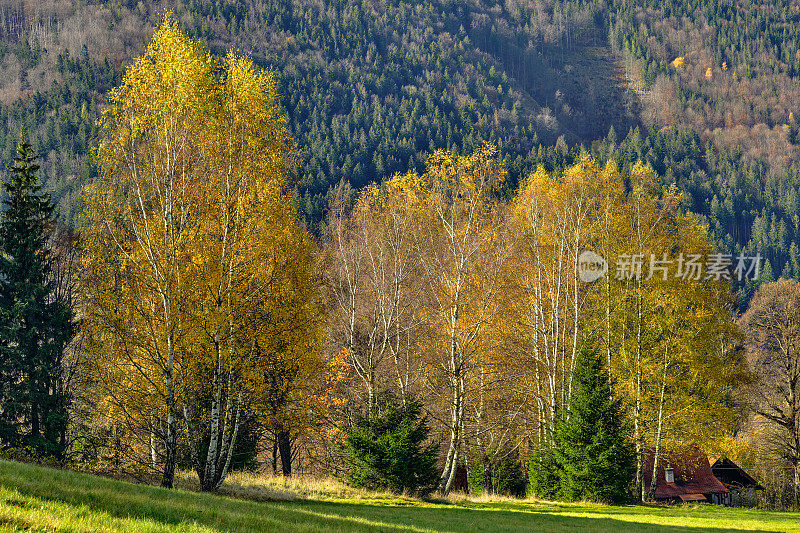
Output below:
[2,0,800,303]
[0,0,638,226]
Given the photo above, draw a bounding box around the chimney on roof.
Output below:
[665,463,675,483]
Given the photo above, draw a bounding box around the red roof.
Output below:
[643,445,728,500]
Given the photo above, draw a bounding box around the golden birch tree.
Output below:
[506,159,624,445]
[411,144,511,495]
[84,18,212,487]
[82,16,321,490]
[325,174,424,415]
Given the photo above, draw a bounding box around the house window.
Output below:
[665,464,675,483]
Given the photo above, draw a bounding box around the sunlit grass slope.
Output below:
[0,460,799,532]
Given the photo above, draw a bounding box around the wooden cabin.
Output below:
[643,446,763,507]
[642,446,727,503]
[709,457,764,507]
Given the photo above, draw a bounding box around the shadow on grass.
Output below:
[302,500,784,533]
[0,461,784,533]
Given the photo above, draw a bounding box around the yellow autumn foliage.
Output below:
[82,14,322,488]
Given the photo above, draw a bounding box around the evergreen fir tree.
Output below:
[552,344,634,503]
[0,132,74,458]
[343,394,439,495]
[529,343,634,503]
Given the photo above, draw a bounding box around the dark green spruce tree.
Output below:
[529,343,634,503]
[554,344,634,503]
[0,132,74,459]
[343,394,439,495]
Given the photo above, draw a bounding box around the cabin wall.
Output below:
[729,487,758,508]
[709,488,758,507]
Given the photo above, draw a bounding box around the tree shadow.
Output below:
[300,500,780,533]
[0,463,789,532]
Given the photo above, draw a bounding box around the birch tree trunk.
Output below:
[647,347,668,501]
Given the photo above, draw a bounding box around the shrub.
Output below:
[492,452,527,497]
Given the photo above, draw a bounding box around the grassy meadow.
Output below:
[0,460,797,532]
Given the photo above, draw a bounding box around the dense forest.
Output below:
[2,0,635,224]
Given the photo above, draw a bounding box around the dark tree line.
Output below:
[0,133,74,459]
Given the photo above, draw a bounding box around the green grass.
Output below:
[0,460,798,532]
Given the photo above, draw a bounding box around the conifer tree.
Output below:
[530,343,634,503]
[553,344,634,503]
[343,394,439,495]
[0,132,74,458]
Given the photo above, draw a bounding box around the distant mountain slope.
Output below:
[0,0,636,227]
[609,0,800,166]
[4,0,800,296]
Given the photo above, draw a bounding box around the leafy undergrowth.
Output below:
[1,460,799,532]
